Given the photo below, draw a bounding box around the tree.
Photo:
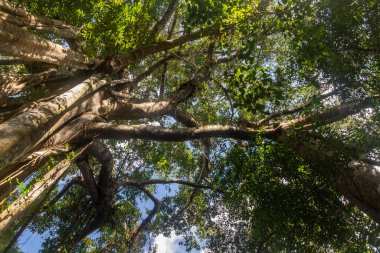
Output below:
[0,0,380,251]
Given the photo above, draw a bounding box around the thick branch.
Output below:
[0,75,107,172]
[287,133,380,224]
[105,78,198,121]
[58,143,115,248]
[281,96,378,130]
[85,141,114,201]
[0,20,95,68]
[332,160,380,224]
[0,0,79,39]
[257,88,343,126]
[76,160,99,202]
[0,68,61,98]
[0,58,32,65]
[91,95,377,142]
[88,124,261,141]
[170,109,199,127]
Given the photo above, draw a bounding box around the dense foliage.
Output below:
[0,0,380,252]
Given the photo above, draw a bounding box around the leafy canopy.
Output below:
[1,0,380,252]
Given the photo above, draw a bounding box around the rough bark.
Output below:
[0,0,79,39]
[286,135,380,224]
[0,20,95,69]
[331,161,380,224]
[0,58,33,65]
[0,75,107,172]
[0,69,70,98]
[88,123,261,141]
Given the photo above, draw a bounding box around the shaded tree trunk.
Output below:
[289,136,380,224]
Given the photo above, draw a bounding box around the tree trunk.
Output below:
[285,135,380,224]
[330,161,380,223]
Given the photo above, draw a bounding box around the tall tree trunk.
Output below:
[279,132,380,224]
[332,161,380,223]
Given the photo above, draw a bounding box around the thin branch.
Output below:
[173,135,210,219]
[116,24,228,70]
[127,186,160,252]
[257,87,342,126]
[168,51,199,68]
[121,178,222,193]
[212,78,236,122]
[60,199,94,249]
[42,177,84,211]
[159,7,178,99]
[159,61,168,99]
[112,55,175,92]
[164,108,212,219]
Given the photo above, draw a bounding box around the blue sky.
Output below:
[17,183,206,253]
[18,229,204,253]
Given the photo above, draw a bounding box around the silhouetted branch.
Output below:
[128,186,160,252]
[150,0,178,39]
